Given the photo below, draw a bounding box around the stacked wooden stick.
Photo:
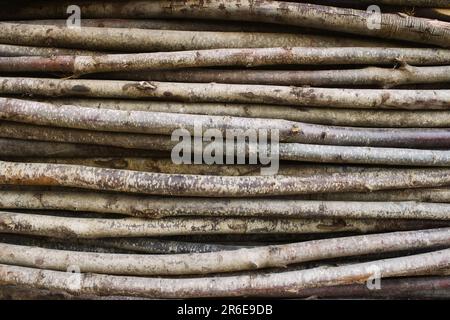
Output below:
[0,0,449,299]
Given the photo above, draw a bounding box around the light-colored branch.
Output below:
[0,191,450,220]
[5,161,450,196]
[0,23,396,52]
[0,249,448,298]
[0,211,432,238]
[1,79,449,111]
[42,98,450,128]
[1,1,449,46]
[4,97,450,149]
[2,48,450,74]
[0,228,448,275]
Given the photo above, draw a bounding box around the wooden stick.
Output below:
[1,79,449,111]
[1,211,435,238]
[1,190,450,220]
[1,1,449,46]
[0,23,397,52]
[5,161,450,197]
[105,65,450,88]
[2,48,450,74]
[0,249,448,298]
[0,228,448,275]
[4,98,450,149]
[41,97,450,128]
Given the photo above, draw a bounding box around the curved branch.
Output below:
[1,211,434,238]
[0,249,448,298]
[0,228,448,275]
[1,1,449,46]
[5,161,450,196]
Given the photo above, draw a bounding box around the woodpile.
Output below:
[0,0,449,299]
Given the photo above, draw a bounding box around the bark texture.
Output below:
[0,191,450,220]
[0,249,448,298]
[0,228,448,275]
[5,161,450,197]
[1,1,449,46]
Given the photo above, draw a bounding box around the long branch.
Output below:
[0,249,448,298]
[42,98,450,128]
[4,161,450,196]
[1,211,433,238]
[1,1,449,46]
[0,191,450,220]
[4,98,450,149]
[5,121,450,165]
[0,228,448,275]
[2,48,450,74]
[0,121,174,152]
[0,23,396,52]
[107,65,450,88]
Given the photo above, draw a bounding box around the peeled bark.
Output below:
[1,191,450,220]
[42,98,450,128]
[1,78,449,112]
[4,161,450,197]
[1,1,449,47]
[0,249,448,298]
[3,48,450,74]
[106,65,450,88]
[0,228,448,275]
[0,211,432,238]
[0,23,397,52]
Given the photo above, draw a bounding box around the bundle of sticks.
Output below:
[0,0,450,300]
